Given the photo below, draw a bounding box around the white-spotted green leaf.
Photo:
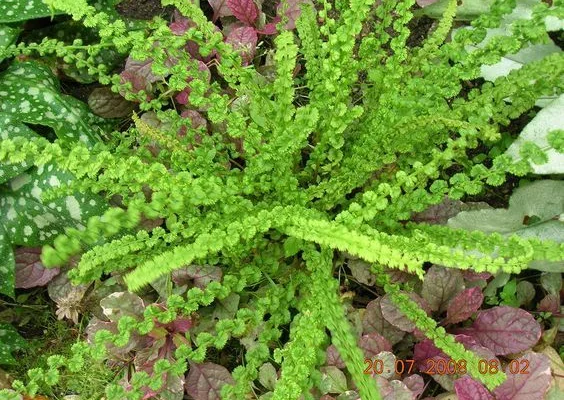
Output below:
[0,62,103,147]
[0,114,40,184]
[0,323,26,365]
[0,164,108,247]
[505,95,564,174]
[416,0,495,21]
[449,180,564,272]
[0,225,15,298]
[0,24,20,63]
[0,0,63,23]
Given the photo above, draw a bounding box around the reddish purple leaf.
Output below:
[444,287,484,325]
[380,293,416,332]
[362,298,405,345]
[326,344,345,369]
[209,0,234,21]
[119,57,161,100]
[454,376,494,400]
[15,247,59,288]
[225,26,258,65]
[276,0,314,30]
[227,0,259,26]
[257,21,278,35]
[468,306,541,355]
[493,352,552,400]
[462,270,492,282]
[359,332,392,358]
[538,293,559,314]
[421,265,464,312]
[403,374,425,398]
[413,339,445,371]
[185,362,235,400]
[172,264,222,289]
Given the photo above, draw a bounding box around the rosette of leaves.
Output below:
[87,292,192,399]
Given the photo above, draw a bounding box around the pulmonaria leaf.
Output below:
[0,0,64,23]
[0,164,108,246]
[0,226,15,298]
[0,62,103,147]
[0,118,40,185]
[505,96,564,174]
[421,265,465,313]
[184,362,235,400]
[15,247,59,288]
[225,26,258,66]
[0,25,20,63]
[362,298,405,345]
[467,306,541,355]
[227,0,259,26]
[208,0,234,21]
[444,287,483,325]
[454,376,494,400]
[276,0,314,30]
[88,87,136,118]
[0,323,26,365]
[492,352,552,400]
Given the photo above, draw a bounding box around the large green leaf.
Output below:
[0,62,104,147]
[0,165,108,247]
[0,24,20,63]
[448,180,564,272]
[505,95,564,175]
[0,0,64,23]
[416,0,495,21]
[0,225,15,298]
[0,323,26,365]
[0,115,40,185]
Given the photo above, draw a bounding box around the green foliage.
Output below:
[0,0,563,398]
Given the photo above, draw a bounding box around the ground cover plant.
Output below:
[0,0,563,399]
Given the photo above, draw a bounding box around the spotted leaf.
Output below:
[0,165,107,247]
[0,323,26,365]
[0,0,64,23]
[0,226,15,298]
[0,62,103,147]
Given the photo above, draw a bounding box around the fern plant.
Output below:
[0,0,563,399]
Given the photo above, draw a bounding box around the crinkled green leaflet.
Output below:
[0,323,27,365]
[0,62,104,147]
[0,0,64,23]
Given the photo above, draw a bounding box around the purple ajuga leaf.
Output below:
[359,332,392,358]
[119,57,161,100]
[362,298,405,345]
[462,271,492,282]
[227,0,259,25]
[326,344,345,369]
[100,292,145,323]
[403,374,425,398]
[454,376,494,400]
[276,0,314,30]
[185,362,235,400]
[208,0,234,21]
[257,21,278,35]
[15,247,59,288]
[493,352,552,400]
[444,287,484,325]
[380,293,417,332]
[413,339,445,371]
[538,293,560,314]
[171,264,222,289]
[225,26,258,65]
[467,306,541,355]
[421,265,465,312]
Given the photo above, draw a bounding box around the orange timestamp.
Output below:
[363,358,530,376]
